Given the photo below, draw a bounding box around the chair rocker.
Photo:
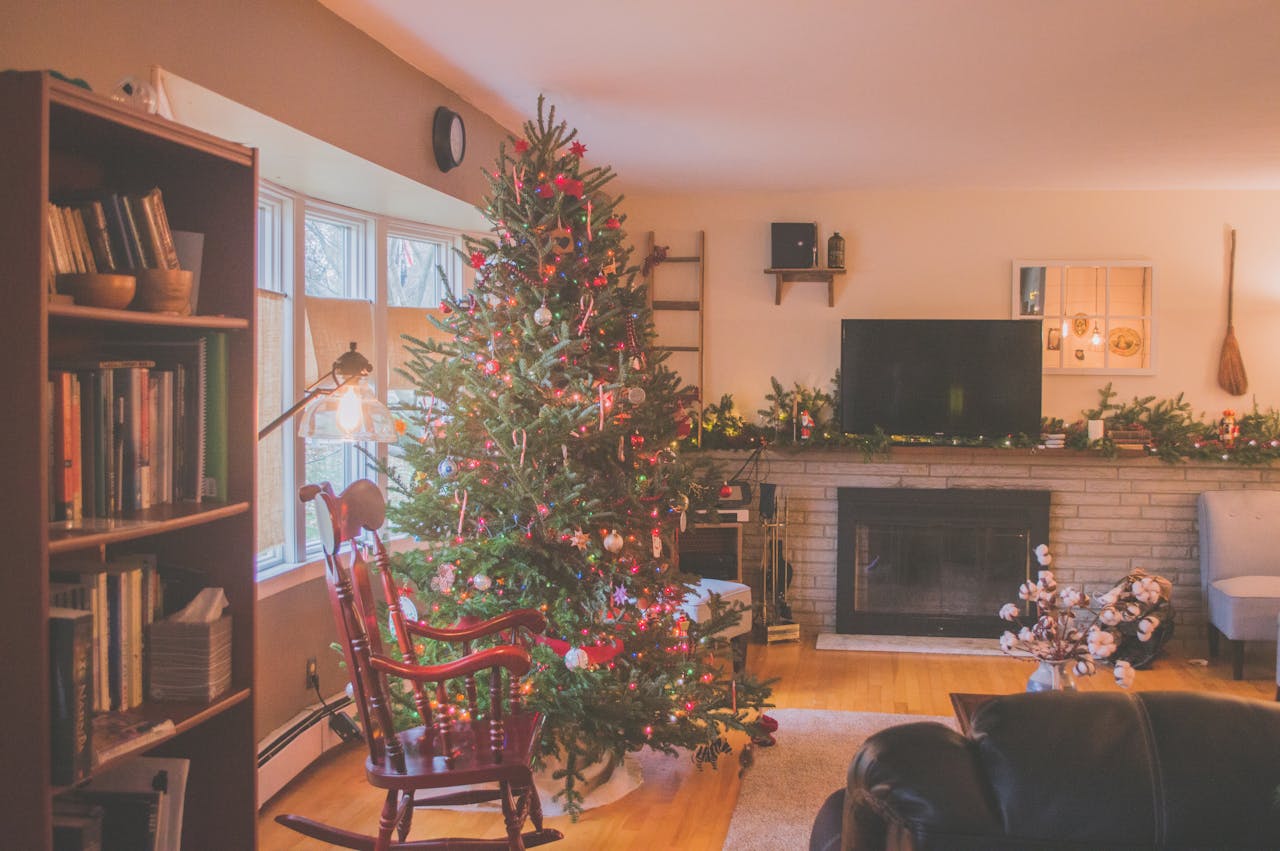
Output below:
[276,479,563,851]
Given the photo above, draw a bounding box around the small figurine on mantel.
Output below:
[1218,409,1239,447]
[798,409,815,440]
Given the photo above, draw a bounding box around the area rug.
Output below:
[723,708,955,850]
[815,632,1003,656]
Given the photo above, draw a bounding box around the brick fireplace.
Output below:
[703,446,1280,642]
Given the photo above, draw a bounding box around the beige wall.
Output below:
[624,190,1280,423]
[3,0,511,207]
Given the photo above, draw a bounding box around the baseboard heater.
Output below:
[257,691,358,807]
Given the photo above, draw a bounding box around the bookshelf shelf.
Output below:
[51,686,252,795]
[48,501,251,554]
[1,71,258,850]
[48,302,250,330]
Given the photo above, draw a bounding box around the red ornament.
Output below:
[482,359,500,375]
[535,182,555,198]
[469,251,486,269]
[719,483,733,499]
[604,216,621,230]
[570,141,587,158]
[553,174,585,198]
[630,432,646,449]
[514,139,529,153]
[592,275,608,288]
[439,300,453,315]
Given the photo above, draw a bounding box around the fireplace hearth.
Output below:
[837,487,1051,638]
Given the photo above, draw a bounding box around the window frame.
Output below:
[255,183,470,579]
[1011,259,1156,376]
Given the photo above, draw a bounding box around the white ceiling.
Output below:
[318,0,1280,192]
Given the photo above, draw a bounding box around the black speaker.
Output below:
[771,222,816,269]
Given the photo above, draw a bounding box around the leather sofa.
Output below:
[809,691,1280,850]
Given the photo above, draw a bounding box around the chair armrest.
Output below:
[402,609,547,643]
[369,644,533,684]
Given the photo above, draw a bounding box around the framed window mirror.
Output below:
[1012,260,1154,374]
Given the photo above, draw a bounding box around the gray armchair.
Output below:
[1198,489,1280,679]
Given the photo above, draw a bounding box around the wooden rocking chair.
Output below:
[276,479,563,851]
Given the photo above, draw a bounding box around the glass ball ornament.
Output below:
[603,529,624,553]
[626,387,646,405]
[534,304,553,326]
[438,457,458,478]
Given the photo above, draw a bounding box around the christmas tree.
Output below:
[387,99,771,814]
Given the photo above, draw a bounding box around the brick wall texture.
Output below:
[702,447,1280,641]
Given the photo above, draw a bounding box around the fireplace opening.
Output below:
[837,488,1050,638]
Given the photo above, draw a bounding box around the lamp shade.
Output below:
[298,376,397,442]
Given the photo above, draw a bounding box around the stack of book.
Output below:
[55,755,190,851]
[46,187,182,295]
[47,331,230,525]
[1040,432,1066,449]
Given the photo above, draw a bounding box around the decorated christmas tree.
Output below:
[387,99,771,813]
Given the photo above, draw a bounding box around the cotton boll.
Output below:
[1037,570,1056,590]
[1019,581,1039,602]
[999,603,1020,621]
[1033,544,1051,564]
[1137,616,1160,641]
[1122,602,1142,621]
[1059,587,1083,608]
[1018,627,1035,643]
[1087,628,1117,658]
[1100,607,1121,626]
[1000,631,1018,652]
[1114,660,1135,688]
[1074,658,1096,677]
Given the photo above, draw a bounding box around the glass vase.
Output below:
[1026,659,1077,692]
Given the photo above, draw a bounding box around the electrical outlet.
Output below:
[305,657,319,691]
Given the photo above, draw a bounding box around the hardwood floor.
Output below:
[257,637,1276,850]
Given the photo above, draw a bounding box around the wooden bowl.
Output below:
[59,272,136,310]
[134,269,194,315]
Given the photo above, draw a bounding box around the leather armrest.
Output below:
[847,721,1001,846]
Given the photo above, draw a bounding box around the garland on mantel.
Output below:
[686,379,1280,466]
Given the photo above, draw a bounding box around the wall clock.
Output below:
[432,106,466,172]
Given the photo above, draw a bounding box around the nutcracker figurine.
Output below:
[1218,409,1239,447]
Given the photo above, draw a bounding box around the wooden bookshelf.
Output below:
[0,71,258,851]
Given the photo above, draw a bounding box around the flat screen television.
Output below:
[840,319,1042,437]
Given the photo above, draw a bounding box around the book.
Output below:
[139,188,181,270]
[128,194,162,271]
[52,798,105,851]
[202,332,228,502]
[78,201,119,273]
[52,371,76,524]
[117,193,150,271]
[83,756,189,851]
[68,207,98,274]
[50,562,109,712]
[102,194,138,273]
[49,607,94,786]
[72,766,164,851]
[90,709,175,768]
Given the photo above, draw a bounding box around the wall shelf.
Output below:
[764,267,847,306]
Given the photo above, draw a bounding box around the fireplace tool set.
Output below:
[758,484,800,643]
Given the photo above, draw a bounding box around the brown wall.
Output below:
[5,0,511,740]
[3,0,511,207]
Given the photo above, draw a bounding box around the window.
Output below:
[255,187,467,575]
[1013,261,1154,374]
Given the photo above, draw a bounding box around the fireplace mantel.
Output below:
[701,447,1280,639]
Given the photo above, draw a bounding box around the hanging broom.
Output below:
[1217,228,1248,396]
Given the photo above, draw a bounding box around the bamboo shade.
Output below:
[388,306,450,390]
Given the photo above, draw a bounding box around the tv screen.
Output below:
[840,319,1042,437]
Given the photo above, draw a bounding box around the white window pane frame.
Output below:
[1011,259,1155,376]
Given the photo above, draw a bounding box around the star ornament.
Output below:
[570,529,590,550]
[570,140,587,158]
[612,584,629,607]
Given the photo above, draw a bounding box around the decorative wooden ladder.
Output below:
[645,230,706,403]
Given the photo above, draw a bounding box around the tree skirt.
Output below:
[723,708,956,850]
[815,632,1004,656]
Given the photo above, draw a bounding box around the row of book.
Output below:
[48,332,229,526]
[54,755,189,851]
[46,188,182,287]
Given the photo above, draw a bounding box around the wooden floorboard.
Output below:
[257,637,1276,850]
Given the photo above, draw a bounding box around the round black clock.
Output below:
[432,106,466,172]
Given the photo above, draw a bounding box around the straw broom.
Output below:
[1218,228,1248,396]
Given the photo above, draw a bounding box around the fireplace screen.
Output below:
[837,488,1050,637]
